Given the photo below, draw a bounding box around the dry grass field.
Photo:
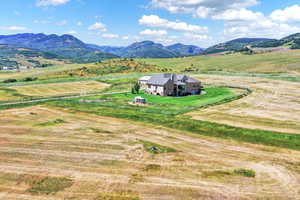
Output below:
[0,90,21,101]
[0,105,300,199]
[187,74,300,134]
[9,81,109,97]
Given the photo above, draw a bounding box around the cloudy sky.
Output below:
[1,0,300,47]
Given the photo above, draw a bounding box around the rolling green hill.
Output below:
[251,33,300,49]
[203,38,273,54]
[0,44,63,69]
[0,33,119,63]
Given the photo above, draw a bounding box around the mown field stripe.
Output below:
[48,99,300,151]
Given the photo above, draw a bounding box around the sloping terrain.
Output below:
[0,105,300,199]
[0,33,119,63]
[89,41,204,58]
[0,44,66,69]
[141,49,300,74]
[187,74,300,134]
[252,33,300,49]
[203,38,273,54]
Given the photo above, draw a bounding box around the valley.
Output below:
[0,33,300,200]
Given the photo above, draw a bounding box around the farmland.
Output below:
[0,50,300,199]
[1,105,300,199]
[10,81,109,97]
[140,49,300,74]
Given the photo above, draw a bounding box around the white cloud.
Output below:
[183,32,210,40]
[88,22,107,32]
[36,0,70,7]
[270,5,300,23]
[77,21,83,26]
[139,15,208,33]
[140,29,167,37]
[56,20,68,26]
[223,19,300,40]
[101,33,119,39]
[151,0,259,19]
[1,26,28,31]
[212,8,263,21]
[122,36,129,40]
[66,30,77,35]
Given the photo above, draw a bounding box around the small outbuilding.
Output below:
[133,96,147,104]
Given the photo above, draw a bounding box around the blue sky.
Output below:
[1,0,300,47]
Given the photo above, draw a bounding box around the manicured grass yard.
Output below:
[85,87,239,115]
[112,88,234,106]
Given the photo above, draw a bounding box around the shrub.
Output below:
[36,119,66,126]
[3,79,17,83]
[233,169,256,178]
[27,177,73,195]
[23,77,38,82]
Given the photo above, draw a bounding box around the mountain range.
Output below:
[0,33,204,63]
[1,32,300,67]
[0,33,119,63]
[88,41,204,58]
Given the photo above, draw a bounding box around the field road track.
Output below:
[0,91,125,107]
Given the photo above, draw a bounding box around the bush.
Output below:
[234,169,256,177]
[27,177,73,195]
[3,79,17,83]
[23,77,38,82]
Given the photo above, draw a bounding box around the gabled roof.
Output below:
[186,77,200,83]
[147,74,172,86]
[139,76,152,81]
[147,74,200,86]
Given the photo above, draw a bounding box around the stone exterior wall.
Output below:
[185,82,201,95]
[146,81,174,96]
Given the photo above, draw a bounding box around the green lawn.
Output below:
[85,87,239,115]
[109,88,233,106]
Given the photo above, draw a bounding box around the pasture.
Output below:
[10,81,109,97]
[140,50,300,74]
[187,74,300,134]
[0,50,300,199]
[0,105,300,200]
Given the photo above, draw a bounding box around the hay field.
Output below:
[0,90,20,101]
[187,74,300,134]
[141,50,300,74]
[9,81,109,97]
[0,105,300,199]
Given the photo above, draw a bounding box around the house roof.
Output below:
[146,74,200,86]
[186,77,200,83]
[139,76,152,81]
[147,74,171,86]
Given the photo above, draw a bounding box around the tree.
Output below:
[131,82,140,94]
[134,82,140,94]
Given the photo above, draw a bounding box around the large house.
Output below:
[139,74,202,96]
